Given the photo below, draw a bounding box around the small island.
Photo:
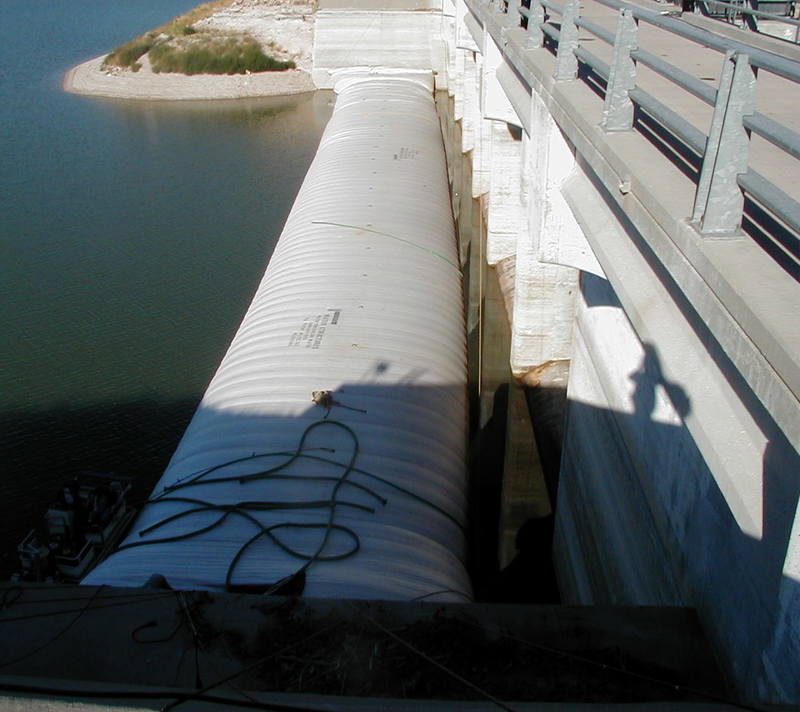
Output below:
[64,0,316,100]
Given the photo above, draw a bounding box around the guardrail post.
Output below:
[507,0,521,20]
[693,52,756,235]
[601,8,638,131]
[526,0,545,48]
[554,0,580,80]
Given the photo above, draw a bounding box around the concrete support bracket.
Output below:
[600,9,638,132]
[554,0,580,81]
[506,0,521,25]
[525,0,545,48]
[694,52,756,236]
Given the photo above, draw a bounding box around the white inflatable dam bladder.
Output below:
[84,72,471,603]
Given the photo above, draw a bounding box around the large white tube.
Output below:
[84,75,471,602]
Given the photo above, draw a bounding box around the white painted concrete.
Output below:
[310,0,800,701]
[486,121,523,266]
[442,0,800,703]
[312,11,441,88]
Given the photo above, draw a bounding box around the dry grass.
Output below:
[160,0,236,36]
[102,0,295,75]
[148,34,295,75]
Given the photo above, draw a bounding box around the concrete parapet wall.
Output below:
[310,0,800,700]
[556,266,800,704]
[312,10,445,88]
[441,0,800,703]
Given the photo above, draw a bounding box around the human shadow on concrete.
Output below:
[484,513,561,604]
[0,375,734,704]
[554,276,800,703]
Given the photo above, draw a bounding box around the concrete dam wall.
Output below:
[431,0,799,704]
[88,0,800,704]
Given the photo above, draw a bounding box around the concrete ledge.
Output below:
[467,0,800,451]
[0,584,729,706]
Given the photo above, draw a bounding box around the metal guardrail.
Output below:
[698,0,800,45]
[495,0,800,269]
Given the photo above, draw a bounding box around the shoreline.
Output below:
[63,0,316,101]
[63,55,316,101]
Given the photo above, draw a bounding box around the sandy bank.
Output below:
[64,0,315,101]
[64,55,315,100]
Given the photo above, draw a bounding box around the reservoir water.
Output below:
[0,0,332,575]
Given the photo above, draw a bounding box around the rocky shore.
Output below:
[64,0,316,101]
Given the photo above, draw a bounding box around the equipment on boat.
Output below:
[15,473,133,582]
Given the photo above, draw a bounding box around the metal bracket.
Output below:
[694,52,756,236]
[601,9,638,132]
[554,0,580,81]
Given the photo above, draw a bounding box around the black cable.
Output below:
[158,420,350,495]
[161,472,386,506]
[0,588,179,607]
[0,585,105,670]
[455,616,765,712]
[349,601,520,712]
[0,592,175,625]
[160,619,344,712]
[0,680,333,712]
[408,588,473,602]
[0,587,22,610]
[136,424,366,593]
[114,419,445,595]
[180,593,265,709]
[131,617,184,644]
[161,446,462,531]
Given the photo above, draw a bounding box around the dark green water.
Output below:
[0,0,332,573]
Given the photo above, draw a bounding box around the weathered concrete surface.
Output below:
[0,584,730,706]
[0,690,751,712]
[445,0,800,703]
[312,5,446,87]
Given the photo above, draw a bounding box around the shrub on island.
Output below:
[149,36,295,75]
[104,34,158,72]
[102,0,295,75]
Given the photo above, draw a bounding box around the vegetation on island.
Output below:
[103,0,296,75]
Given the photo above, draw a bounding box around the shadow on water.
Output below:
[0,375,739,703]
[0,88,335,579]
[0,398,198,577]
[467,382,508,599]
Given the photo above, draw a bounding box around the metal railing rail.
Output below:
[699,0,800,45]
[490,0,800,252]
[703,0,799,24]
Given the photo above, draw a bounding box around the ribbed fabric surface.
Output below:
[84,76,471,602]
